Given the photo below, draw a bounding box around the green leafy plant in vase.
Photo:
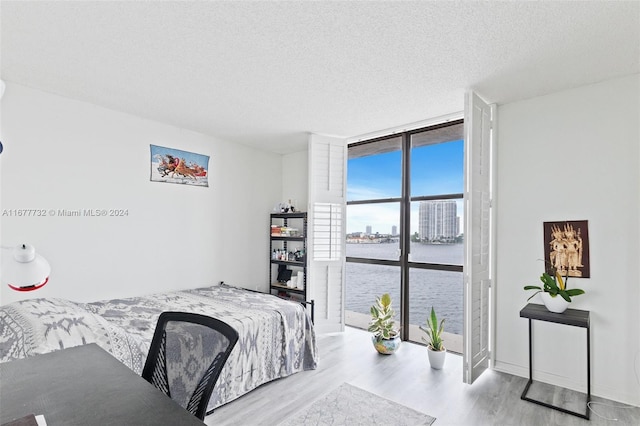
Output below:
[524,266,585,313]
[368,293,401,354]
[420,306,446,369]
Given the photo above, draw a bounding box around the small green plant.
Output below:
[524,266,585,302]
[420,307,445,351]
[368,293,399,340]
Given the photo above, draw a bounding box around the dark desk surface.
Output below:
[520,303,590,328]
[0,343,204,426]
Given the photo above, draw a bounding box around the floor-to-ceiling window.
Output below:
[346,120,464,352]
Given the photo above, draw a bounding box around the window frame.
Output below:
[346,119,464,342]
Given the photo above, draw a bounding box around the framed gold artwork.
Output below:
[543,220,590,278]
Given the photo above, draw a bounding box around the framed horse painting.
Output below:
[150,145,209,187]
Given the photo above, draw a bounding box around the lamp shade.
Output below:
[1,244,51,291]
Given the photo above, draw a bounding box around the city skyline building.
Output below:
[418,200,458,243]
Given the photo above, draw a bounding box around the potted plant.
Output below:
[524,266,585,313]
[420,306,446,369]
[368,293,401,354]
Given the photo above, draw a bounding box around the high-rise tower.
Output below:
[418,200,457,243]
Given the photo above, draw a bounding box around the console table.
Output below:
[519,303,590,419]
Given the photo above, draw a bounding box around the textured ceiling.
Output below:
[1,1,639,154]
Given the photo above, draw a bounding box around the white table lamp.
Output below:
[1,244,51,291]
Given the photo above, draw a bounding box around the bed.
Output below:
[0,283,318,412]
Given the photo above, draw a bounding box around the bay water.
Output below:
[346,242,464,334]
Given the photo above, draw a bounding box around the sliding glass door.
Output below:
[345,136,402,329]
[405,124,464,351]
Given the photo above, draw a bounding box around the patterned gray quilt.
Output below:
[0,284,318,412]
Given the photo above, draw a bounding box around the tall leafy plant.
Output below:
[368,293,398,340]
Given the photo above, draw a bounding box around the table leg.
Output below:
[521,319,533,399]
[586,325,591,419]
[528,319,532,381]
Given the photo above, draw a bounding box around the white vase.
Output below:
[427,346,446,369]
[296,272,304,290]
[540,292,570,313]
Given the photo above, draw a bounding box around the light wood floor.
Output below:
[206,327,640,426]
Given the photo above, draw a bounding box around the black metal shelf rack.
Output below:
[269,212,313,319]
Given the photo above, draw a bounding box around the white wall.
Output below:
[494,73,640,405]
[282,150,308,212]
[0,83,282,304]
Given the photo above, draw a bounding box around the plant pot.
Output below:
[427,346,446,369]
[540,292,570,313]
[372,335,401,355]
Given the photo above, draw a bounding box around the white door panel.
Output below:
[308,134,347,333]
[463,91,495,384]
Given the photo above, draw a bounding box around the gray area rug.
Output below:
[277,382,436,425]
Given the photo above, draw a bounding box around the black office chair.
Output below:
[141,311,239,420]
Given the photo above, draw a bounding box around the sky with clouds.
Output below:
[347,139,464,234]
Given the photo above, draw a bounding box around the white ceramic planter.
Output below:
[540,292,570,313]
[427,346,446,369]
